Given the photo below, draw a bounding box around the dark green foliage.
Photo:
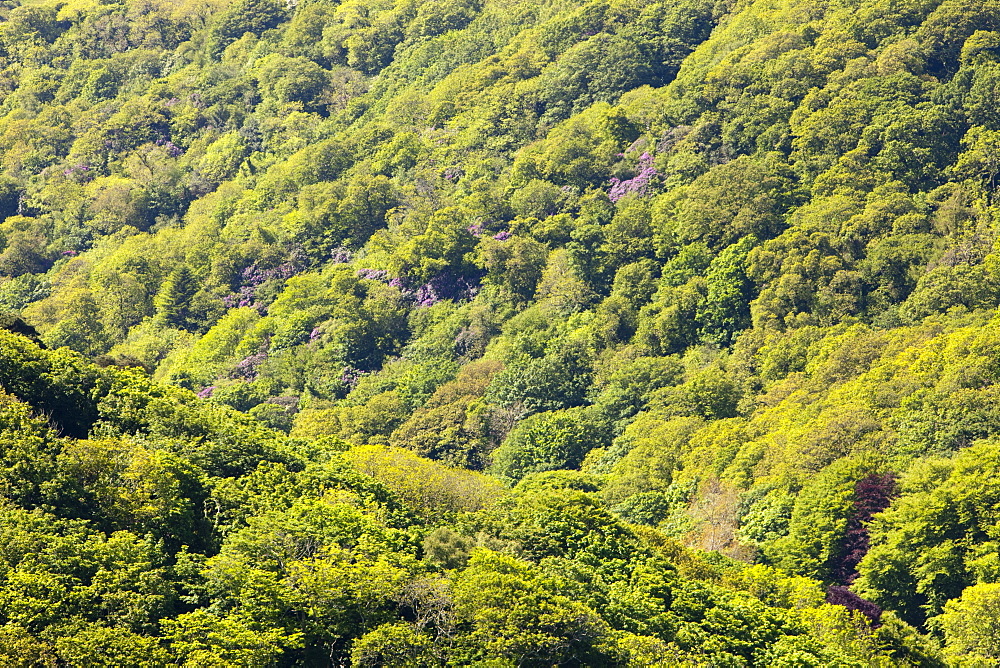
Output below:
[698,236,757,345]
[766,458,877,582]
[0,330,109,438]
[491,407,608,484]
[154,265,199,330]
[486,338,594,416]
[210,0,289,54]
[0,311,42,343]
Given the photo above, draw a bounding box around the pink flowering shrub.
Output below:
[223,262,297,311]
[608,152,658,203]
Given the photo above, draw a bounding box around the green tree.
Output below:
[154,265,199,330]
[491,407,606,484]
[209,0,288,54]
[940,582,1000,665]
[448,549,616,665]
[698,236,757,345]
[857,439,1000,626]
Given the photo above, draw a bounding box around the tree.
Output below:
[698,236,757,345]
[448,549,616,665]
[209,0,288,54]
[154,265,199,330]
[940,582,1000,664]
[856,439,1000,626]
[162,611,301,666]
[255,55,330,109]
[472,234,548,303]
[490,407,606,484]
[352,623,436,667]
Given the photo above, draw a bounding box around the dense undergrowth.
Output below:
[0,0,999,662]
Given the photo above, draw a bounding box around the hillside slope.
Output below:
[0,0,998,662]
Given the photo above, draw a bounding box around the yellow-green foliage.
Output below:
[2,0,1000,661]
[343,444,504,517]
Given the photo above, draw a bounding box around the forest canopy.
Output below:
[0,0,997,663]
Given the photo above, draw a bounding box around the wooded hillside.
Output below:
[0,0,997,663]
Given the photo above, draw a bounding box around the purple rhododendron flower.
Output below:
[341,366,366,388]
[330,247,352,264]
[356,268,482,309]
[222,262,299,311]
[415,283,439,307]
[609,152,658,203]
[356,268,389,281]
[155,137,184,157]
[234,351,267,380]
[407,270,482,308]
[63,164,91,179]
[197,385,215,399]
[493,230,511,241]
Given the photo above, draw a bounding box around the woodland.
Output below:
[0,0,998,663]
